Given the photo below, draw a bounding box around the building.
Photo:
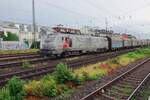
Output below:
[0,20,51,46]
[80,26,113,37]
[80,26,95,36]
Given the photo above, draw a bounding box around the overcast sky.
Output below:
[0,0,150,38]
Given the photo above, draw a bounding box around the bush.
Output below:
[42,74,55,81]
[108,57,119,65]
[136,49,144,55]
[26,80,43,97]
[8,76,26,100]
[56,84,74,99]
[82,71,90,81]
[142,48,150,55]
[127,52,136,58]
[41,75,57,97]
[0,87,11,100]
[55,63,74,84]
[72,74,83,85]
[42,80,57,97]
[26,76,57,97]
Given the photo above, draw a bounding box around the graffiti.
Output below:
[0,41,29,50]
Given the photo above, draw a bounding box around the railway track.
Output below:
[0,48,137,86]
[0,53,38,58]
[0,48,136,69]
[0,54,41,62]
[0,57,50,68]
[80,58,150,100]
[133,74,150,99]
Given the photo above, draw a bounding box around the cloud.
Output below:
[0,0,150,39]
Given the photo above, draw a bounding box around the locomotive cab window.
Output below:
[63,37,72,47]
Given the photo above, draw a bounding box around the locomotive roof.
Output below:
[52,26,81,34]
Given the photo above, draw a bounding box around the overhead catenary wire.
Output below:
[2,0,149,37]
[11,0,148,29]
[39,0,99,19]
[81,0,120,19]
[39,0,150,37]
[38,0,107,26]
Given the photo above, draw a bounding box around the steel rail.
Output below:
[0,48,136,86]
[127,73,150,100]
[80,57,150,100]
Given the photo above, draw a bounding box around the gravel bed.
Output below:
[54,57,149,100]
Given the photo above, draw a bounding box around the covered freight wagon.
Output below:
[111,36,123,49]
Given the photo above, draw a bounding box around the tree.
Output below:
[3,32,19,41]
[30,41,40,49]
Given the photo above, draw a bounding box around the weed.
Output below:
[26,75,57,97]
[54,63,74,84]
[0,87,11,100]
[72,74,83,85]
[82,71,90,81]
[123,86,132,94]
[22,60,32,69]
[0,49,39,55]
[8,76,26,100]
[42,79,57,97]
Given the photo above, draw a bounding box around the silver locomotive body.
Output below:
[40,33,108,56]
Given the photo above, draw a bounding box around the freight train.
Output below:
[40,26,150,56]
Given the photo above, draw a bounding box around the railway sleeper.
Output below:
[86,93,114,100]
[122,79,142,84]
[104,89,129,99]
[125,77,143,82]
[21,68,54,79]
[116,83,134,89]
[127,75,148,79]
[118,81,138,87]
[108,86,132,95]
[98,93,115,100]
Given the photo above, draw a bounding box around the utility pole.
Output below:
[105,17,108,36]
[32,0,36,48]
[105,17,108,31]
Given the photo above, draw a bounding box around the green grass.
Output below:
[0,49,39,54]
[22,60,32,69]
